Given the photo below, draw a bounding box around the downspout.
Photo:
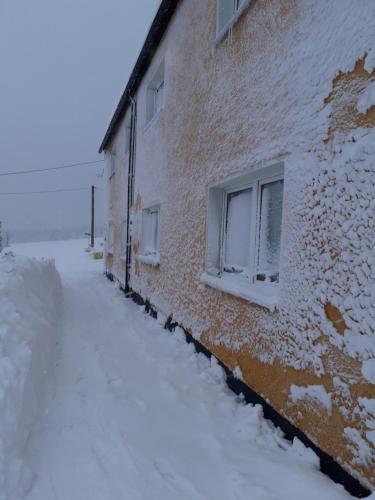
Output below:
[124,95,137,294]
[103,152,111,277]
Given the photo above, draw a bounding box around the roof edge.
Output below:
[99,0,180,154]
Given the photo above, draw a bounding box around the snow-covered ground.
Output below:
[4,239,364,499]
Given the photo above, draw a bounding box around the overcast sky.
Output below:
[0,0,159,242]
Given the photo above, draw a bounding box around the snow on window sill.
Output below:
[137,253,160,267]
[215,0,252,46]
[200,272,278,312]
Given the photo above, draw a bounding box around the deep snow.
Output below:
[0,251,61,499]
[6,239,366,499]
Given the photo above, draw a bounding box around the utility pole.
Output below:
[91,186,95,248]
[0,221,2,253]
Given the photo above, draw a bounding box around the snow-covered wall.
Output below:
[0,253,61,499]
[105,0,375,489]
[105,110,131,286]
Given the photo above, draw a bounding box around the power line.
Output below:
[0,187,102,196]
[0,160,104,177]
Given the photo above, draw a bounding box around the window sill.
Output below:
[200,272,278,312]
[137,253,160,267]
[215,0,252,46]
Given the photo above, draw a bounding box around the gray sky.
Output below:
[0,0,159,242]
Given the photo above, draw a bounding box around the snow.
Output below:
[233,365,244,381]
[357,82,375,114]
[290,385,332,415]
[364,48,375,73]
[333,377,352,419]
[344,427,373,468]
[137,252,160,266]
[0,251,61,499]
[200,271,278,311]
[298,128,375,363]
[358,398,375,452]
[343,397,375,473]
[1,239,356,499]
[367,431,375,447]
[359,397,375,417]
[362,359,375,384]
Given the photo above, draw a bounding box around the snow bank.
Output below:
[0,252,61,499]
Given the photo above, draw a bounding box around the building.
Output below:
[99,0,375,493]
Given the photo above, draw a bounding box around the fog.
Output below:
[0,0,159,243]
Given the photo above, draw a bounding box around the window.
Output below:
[256,179,284,283]
[217,0,250,38]
[107,222,114,254]
[203,163,284,308]
[224,187,253,273]
[139,205,160,265]
[146,61,165,124]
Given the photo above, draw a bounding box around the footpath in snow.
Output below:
[7,239,361,499]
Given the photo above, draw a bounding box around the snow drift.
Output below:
[0,252,61,499]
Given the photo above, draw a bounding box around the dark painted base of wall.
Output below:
[107,274,371,498]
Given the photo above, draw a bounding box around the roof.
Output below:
[99,0,180,153]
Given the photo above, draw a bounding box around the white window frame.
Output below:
[138,204,161,266]
[146,60,165,126]
[202,162,284,311]
[216,0,251,44]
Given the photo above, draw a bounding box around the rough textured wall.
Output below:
[105,113,130,285]
[108,0,375,489]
